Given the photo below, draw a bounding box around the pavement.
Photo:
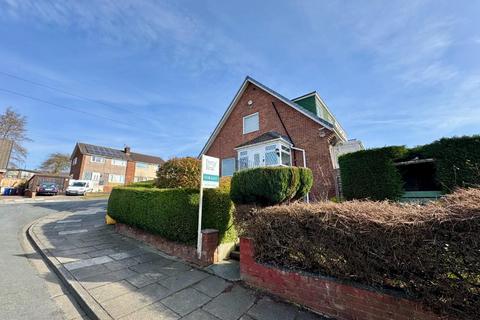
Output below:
[27,201,325,320]
[0,200,106,319]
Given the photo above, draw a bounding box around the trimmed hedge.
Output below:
[339,146,407,200]
[126,180,156,188]
[243,188,480,319]
[414,135,480,192]
[230,167,313,206]
[107,187,236,244]
[339,135,480,200]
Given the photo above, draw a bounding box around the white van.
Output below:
[66,180,93,196]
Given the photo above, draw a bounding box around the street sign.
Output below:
[197,155,220,258]
[201,155,220,188]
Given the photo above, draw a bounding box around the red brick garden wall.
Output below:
[115,223,219,266]
[240,238,441,320]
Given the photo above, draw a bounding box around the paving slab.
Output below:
[247,297,297,320]
[161,288,211,316]
[29,208,327,320]
[202,285,256,320]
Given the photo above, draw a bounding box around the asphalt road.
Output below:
[0,200,107,320]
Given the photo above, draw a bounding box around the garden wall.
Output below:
[240,238,441,320]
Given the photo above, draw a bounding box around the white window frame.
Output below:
[111,159,127,166]
[108,174,125,184]
[135,162,148,169]
[243,112,259,134]
[90,155,105,163]
[72,157,77,166]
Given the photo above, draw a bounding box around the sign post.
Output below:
[197,155,220,259]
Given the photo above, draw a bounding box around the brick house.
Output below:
[70,143,164,192]
[200,77,360,201]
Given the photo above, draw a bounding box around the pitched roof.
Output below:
[235,131,292,149]
[75,143,164,165]
[199,76,346,156]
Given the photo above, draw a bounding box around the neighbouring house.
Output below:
[70,143,164,192]
[200,76,362,200]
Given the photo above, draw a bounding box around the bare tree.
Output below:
[40,153,71,174]
[0,107,31,167]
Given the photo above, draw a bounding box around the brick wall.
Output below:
[205,82,338,200]
[69,146,84,180]
[115,223,220,267]
[240,238,441,320]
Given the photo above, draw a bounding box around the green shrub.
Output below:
[230,167,313,206]
[415,135,480,192]
[127,180,156,188]
[107,187,236,244]
[339,146,406,200]
[156,157,201,189]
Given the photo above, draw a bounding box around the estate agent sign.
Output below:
[197,155,220,258]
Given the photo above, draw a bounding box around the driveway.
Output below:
[0,200,107,319]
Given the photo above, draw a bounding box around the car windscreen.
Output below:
[72,182,86,187]
[41,183,56,188]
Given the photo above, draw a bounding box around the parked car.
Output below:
[66,180,92,196]
[37,183,58,196]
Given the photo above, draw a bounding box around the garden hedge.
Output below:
[242,188,480,320]
[338,146,407,200]
[412,135,480,192]
[126,180,156,188]
[107,187,236,244]
[230,166,313,206]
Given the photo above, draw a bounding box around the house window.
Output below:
[72,157,77,166]
[265,145,278,165]
[243,112,259,134]
[239,151,249,169]
[136,162,148,168]
[221,158,236,176]
[112,159,127,166]
[83,171,92,180]
[90,156,105,163]
[108,174,125,183]
[134,176,149,182]
[281,145,291,166]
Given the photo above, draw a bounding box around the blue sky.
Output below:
[0,1,479,169]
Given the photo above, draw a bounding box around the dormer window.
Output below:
[243,112,259,134]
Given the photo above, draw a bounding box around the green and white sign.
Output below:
[201,155,220,188]
[197,155,220,258]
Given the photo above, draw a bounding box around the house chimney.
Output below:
[124,146,131,154]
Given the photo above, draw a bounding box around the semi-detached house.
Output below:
[70,143,164,192]
[200,76,362,201]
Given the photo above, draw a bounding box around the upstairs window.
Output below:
[243,112,259,134]
[111,159,127,166]
[136,162,148,169]
[90,156,105,163]
[72,157,77,166]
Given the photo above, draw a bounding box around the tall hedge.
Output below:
[107,187,236,244]
[415,135,480,192]
[339,146,406,200]
[230,166,313,206]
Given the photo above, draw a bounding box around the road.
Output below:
[0,200,107,320]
